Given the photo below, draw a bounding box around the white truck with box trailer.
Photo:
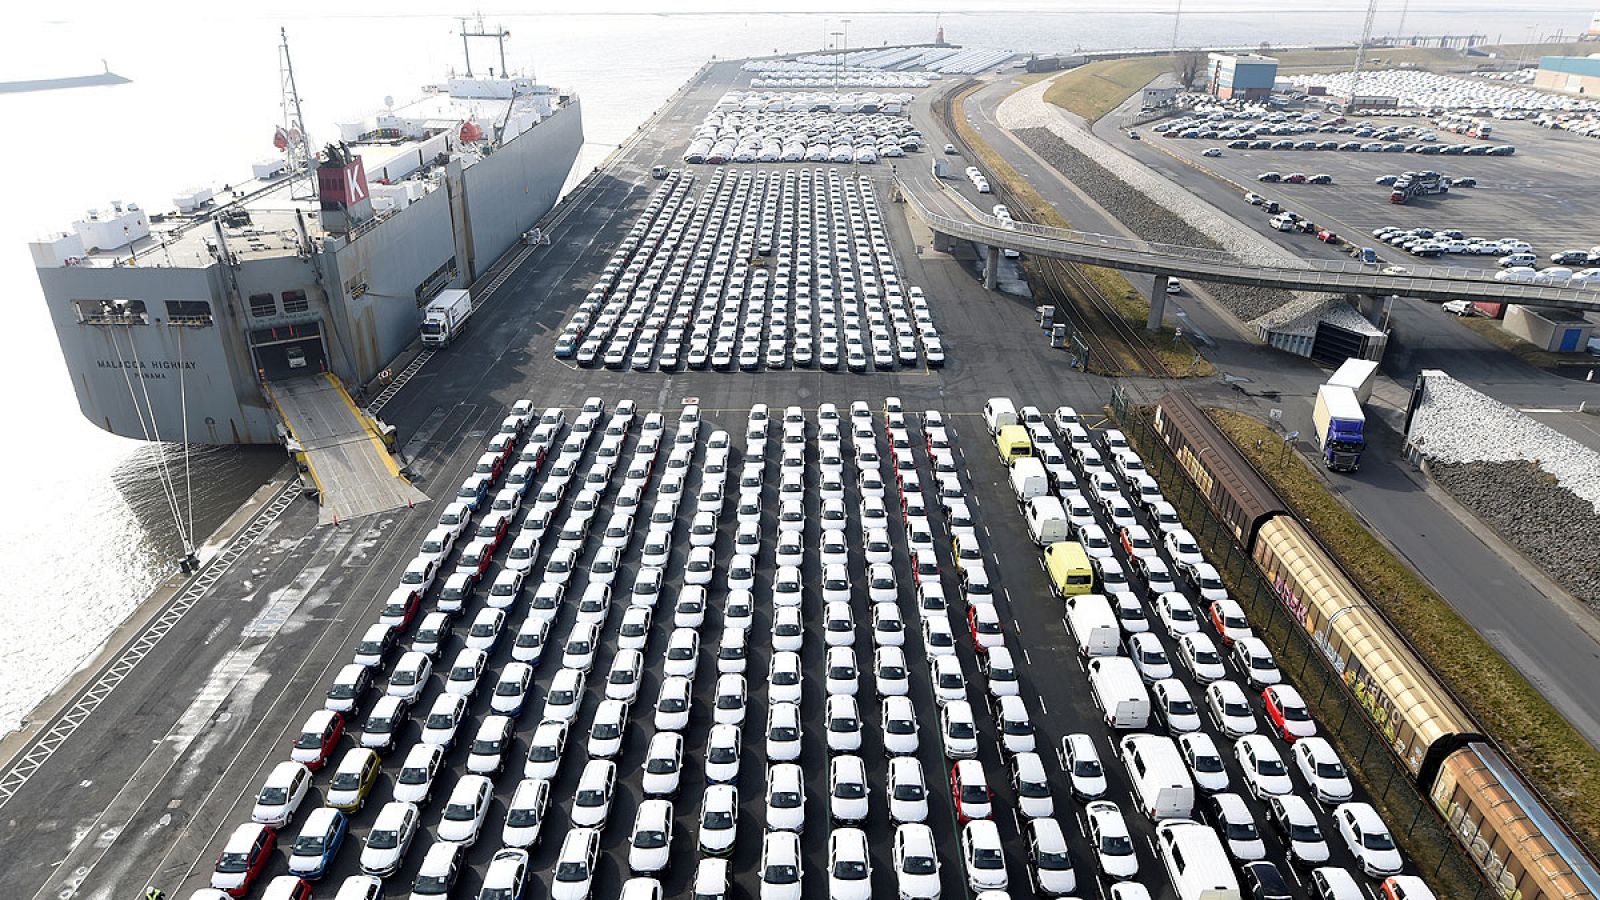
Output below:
[1327,358,1378,404]
[1087,657,1150,729]
[1066,594,1120,657]
[420,289,472,347]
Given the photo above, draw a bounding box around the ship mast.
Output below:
[460,15,512,78]
[279,28,314,200]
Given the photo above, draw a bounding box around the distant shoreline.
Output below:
[0,70,130,94]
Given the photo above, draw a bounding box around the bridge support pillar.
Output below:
[1147,275,1169,331]
[983,246,1000,291]
[1356,294,1387,327]
[932,229,958,254]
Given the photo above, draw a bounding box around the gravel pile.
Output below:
[1429,460,1600,607]
[1011,126,1298,320]
[1410,373,1600,510]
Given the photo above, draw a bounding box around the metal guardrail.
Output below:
[897,174,1600,311]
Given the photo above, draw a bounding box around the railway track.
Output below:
[934,83,1170,378]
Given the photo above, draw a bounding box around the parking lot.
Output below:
[187,383,1411,900]
[1156,116,1600,269]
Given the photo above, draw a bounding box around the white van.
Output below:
[1026,496,1069,546]
[983,397,1019,434]
[1065,594,1120,657]
[1119,734,1195,820]
[1155,820,1241,900]
[1086,657,1150,729]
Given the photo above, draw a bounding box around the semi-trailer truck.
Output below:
[421,289,472,347]
[1313,385,1366,472]
[1327,358,1378,404]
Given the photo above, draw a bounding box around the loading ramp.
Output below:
[265,374,427,525]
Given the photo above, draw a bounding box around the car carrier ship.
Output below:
[29,29,583,451]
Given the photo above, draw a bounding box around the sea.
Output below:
[1,0,1593,736]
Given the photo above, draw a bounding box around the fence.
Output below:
[1110,391,1495,900]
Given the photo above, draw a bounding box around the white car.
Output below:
[1293,737,1355,805]
[759,830,803,900]
[1012,752,1055,819]
[1178,732,1231,793]
[467,715,514,774]
[1176,632,1227,683]
[1205,680,1257,738]
[716,625,748,675]
[699,784,739,856]
[1062,733,1108,799]
[1206,793,1267,864]
[685,546,715,585]
[828,828,873,900]
[562,624,600,672]
[1336,802,1404,877]
[551,828,600,900]
[923,617,957,657]
[1155,592,1200,636]
[510,617,550,664]
[1163,529,1205,567]
[826,646,859,696]
[421,694,469,750]
[824,601,856,647]
[1153,679,1202,733]
[767,701,802,761]
[705,722,742,784]
[674,588,706,627]
[618,606,652,652]
[360,802,420,877]
[773,565,803,607]
[437,774,493,846]
[250,761,311,827]
[888,756,930,823]
[605,648,644,703]
[941,700,980,759]
[961,820,1008,892]
[829,754,871,824]
[689,510,718,547]
[996,694,1037,754]
[540,669,584,728]
[822,563,852,605]
[642,731,684,797]
[502,778,551,849]
[570,759,617,828]
[588,698,629,759]
[1233,637,1282,687]
[882,695,921,755]
[892,823,942,900]
[628,799,675,874]
[391,743,445,806]
[1236,735,1294,798]
[714,673,748,725]
[663,628,700,677]
[1027,817,1079,896]
[868,563,898,603]
[765,763,807,832]
[1086,800,1139,880]
[523,720,568,781]
[1270,793,1332,866]
[772,606,804,652]
[1126,633,1173,682]
[875,646,910,697]
[769,651,803,704]
[826,694,863,753]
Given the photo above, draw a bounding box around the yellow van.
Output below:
[1045,541,1095,597]
[996,425,1034,464]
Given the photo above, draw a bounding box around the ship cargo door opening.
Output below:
[250,322,328,381]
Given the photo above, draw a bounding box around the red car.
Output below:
[1262,685,1317,742]
[210,823,277,896]
[1284,173,1308,184]
[289,709,344,770]
[950,760,994,823]
[380,586,422,630]
[261,875,313,900]
[1317,229,1339,243]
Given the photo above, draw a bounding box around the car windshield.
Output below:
[1037,848,1070,869]
[414,874,451,893]
[399,766,430,785]
[1018,779,1049,797]
[427,712,457,728]
[834,859,868,879]
[368,828,399,850]
[593,722,620,739]
[765,864,798,884]
[508,805,541,827]
[1195,648,1222,664]
[292,834,325,854]
[1282,704,1311,721]
[1257,758,1288,776]
[530,742,558,762]
[1290,821,1323,842]
[1074,758,1103,778]
[331,770,362,789]
[974,848,1004,868]
[480,890,516,900]
[1226,701,1253,718]
[554,862,590,882]
[647,756,677,774]
[773,790,801,808]
[1101,834,1133,856]
[577,789,606,806]
[445,801,477,820]
[636,829,668,849]
[1226,820,1260,840]
[216,851,251,872]
[1316,762,1346,779]
[259,787,287,804]
[1193,753,1225,773]
[1363,831,1396,851]
[1170,698,1196,715]
[295,731,324,749]
[705,810,733,828]
[947,720,975,739]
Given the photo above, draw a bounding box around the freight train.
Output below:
[1150,392,1599,900]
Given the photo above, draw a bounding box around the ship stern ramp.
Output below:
[264,375,427,524]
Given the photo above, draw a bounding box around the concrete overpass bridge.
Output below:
[893,174,1600,328]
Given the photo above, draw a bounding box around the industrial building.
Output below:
[1502,305,1594,353]
[1535,55,1600,96]
[1206,52,1279,100]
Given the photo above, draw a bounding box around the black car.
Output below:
[1242,861,1293,900]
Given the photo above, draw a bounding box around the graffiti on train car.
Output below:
[1270,572,1310,624]
[1433,790,1524,900]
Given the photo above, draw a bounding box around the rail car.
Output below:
[1149,391,1600,900]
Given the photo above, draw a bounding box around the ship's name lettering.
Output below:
[96,360,199,370]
